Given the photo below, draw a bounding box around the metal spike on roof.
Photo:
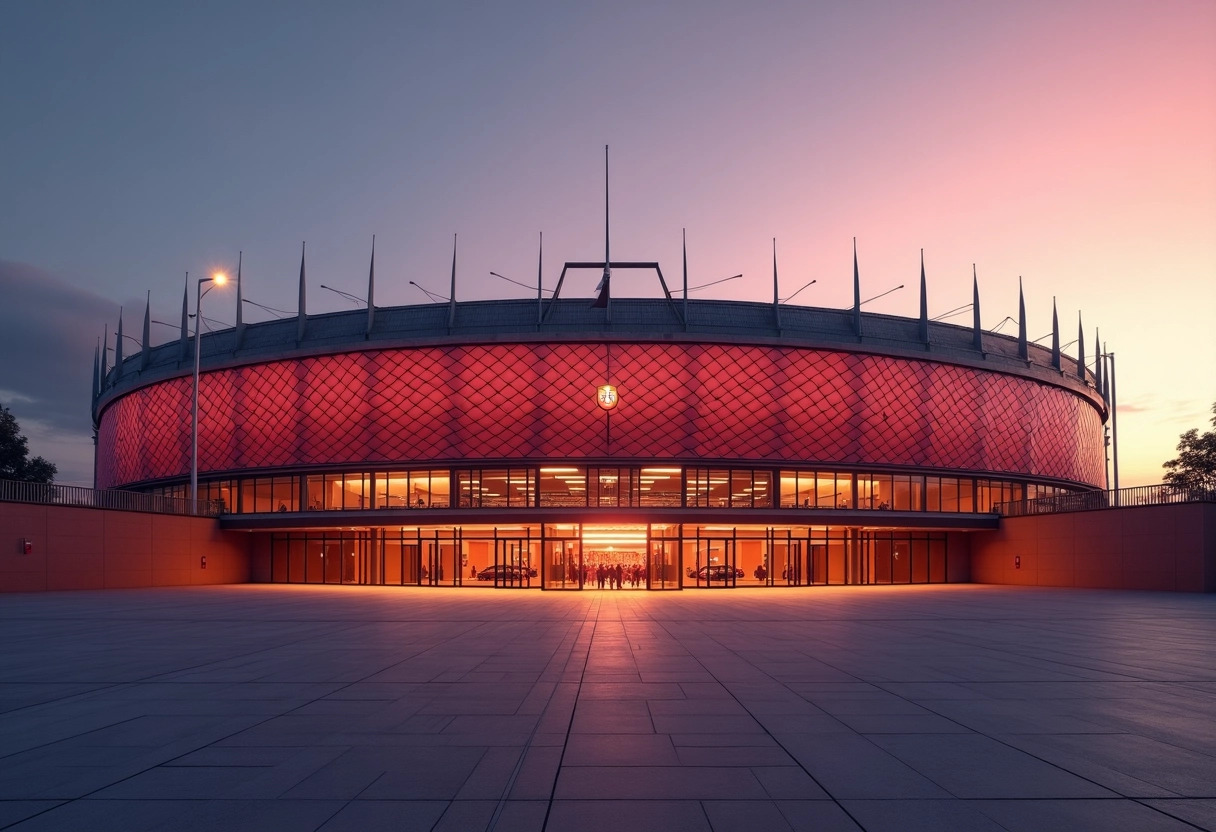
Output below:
[1077,312,1086,381]
[971,265,983,352]
[235,252,245,350]
[366,236,375,338]
[1017,277,1028,360]
[179,273,189,362]
[296,242,307,342]
[114,307,124,370]
[1051,297,1061,370]
[141,291,151,370]
[772,238,781,331]
[918,249,929,345]
[852,238,862,339]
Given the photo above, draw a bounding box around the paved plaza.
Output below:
[1,585,1214,831]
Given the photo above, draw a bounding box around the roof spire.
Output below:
[296,242,307,342]
[1076,312,1085,381]
[1093,327,1103,394]
[448,233,458,328]
[536,231,543,326]
[101,324,108,386]
[1017,277,1028,360]
[235,251,245,350]
[114,307,124,370]
[772,238,781,331]
[852,237,862,339]
[366,236,375,338]
[1051,296,1061,370]
[141,291,151,369]
[682,229,689,332]
[94,336,102,395]
[179,272,189,362]
[918,249,929,345]
[971,265,983,351]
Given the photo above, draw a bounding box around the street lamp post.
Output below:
[191,272,227,514]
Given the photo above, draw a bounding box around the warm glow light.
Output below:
[212,272,228,286]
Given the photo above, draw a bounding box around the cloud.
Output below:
[0,260,119,483]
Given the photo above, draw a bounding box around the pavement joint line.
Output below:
[481,599,591,832]
[536,594,602,832]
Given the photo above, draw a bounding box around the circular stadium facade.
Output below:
[93,296,1107,589]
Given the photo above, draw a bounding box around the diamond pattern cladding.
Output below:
[96,343,1106,488]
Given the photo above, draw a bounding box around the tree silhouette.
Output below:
[1162,402,1216,490]
[0,404,57,483]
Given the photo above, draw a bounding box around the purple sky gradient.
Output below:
[1,1,1213,486]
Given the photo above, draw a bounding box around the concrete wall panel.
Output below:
[972,503,1216,592]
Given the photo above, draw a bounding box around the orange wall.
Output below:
[971,502,1216,592]
[0,503,250,592]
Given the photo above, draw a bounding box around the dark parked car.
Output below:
[476,564,534,581]
[690,564,744,581]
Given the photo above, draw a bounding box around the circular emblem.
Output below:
[596,384,619,411]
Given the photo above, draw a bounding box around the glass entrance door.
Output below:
[492,538,535,588]
[544,539,582,590]
[648,539,682,590]
[684,536,738,588]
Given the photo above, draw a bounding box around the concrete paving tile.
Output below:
[648,698,748,716]
[997,732,1216,797]
[453,746,524,799]
[545,799,711,832]
[358,746,488,799]
[841,799,1008,831]
[563,733,679,766]
[870,733,1117,799]
[751,766,830,799]
[570,702,654,734]
[652,714,765,734]
[580,682,686,700]
[674,746,795,767]
[702,799,795,831]
[507,746,562,799]
[1141,799,1216,829]
[481,799,550,831]
[971,798,1200,831]
[756,713,851,734]
[779,734,952,799]
[832,713,973,734]
[774,800,864,831]
[670,733,781,748]
[6,799,346,832]
[556,766,768,800]
[315,799,447,830]
[0,801,63,828]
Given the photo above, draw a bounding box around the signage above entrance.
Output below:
[596,384,619,411]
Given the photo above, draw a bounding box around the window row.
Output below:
[157,465,1077,515]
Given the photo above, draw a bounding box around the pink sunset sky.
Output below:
[0,1,1213,487]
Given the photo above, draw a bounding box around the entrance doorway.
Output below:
[682,534,738,588]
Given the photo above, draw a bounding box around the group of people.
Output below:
[584,562,646,589]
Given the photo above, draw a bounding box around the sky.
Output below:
[1,0,1213,488]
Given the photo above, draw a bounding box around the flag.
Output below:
[591,265,610,308]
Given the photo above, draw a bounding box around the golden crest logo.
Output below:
[596,384,619,411]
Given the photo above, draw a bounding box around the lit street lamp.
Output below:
[192,271,227,514]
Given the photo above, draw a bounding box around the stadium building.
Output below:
[91,244,1108,591]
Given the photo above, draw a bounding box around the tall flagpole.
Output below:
[604,144,611,322]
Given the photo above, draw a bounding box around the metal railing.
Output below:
[996,483,1216,518]
[0,479,224,517]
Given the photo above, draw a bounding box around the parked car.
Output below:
[475,564,534,581]
[691,564,744,581]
